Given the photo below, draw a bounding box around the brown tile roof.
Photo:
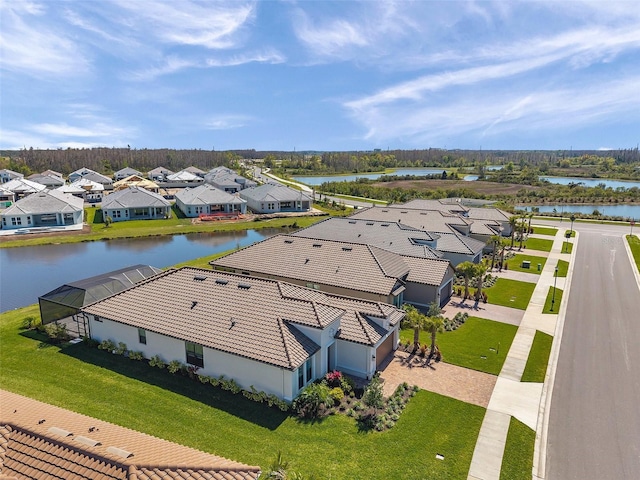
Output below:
[350,206,472,235]
[0,390,260,480]
[210,235,409,296]
[402,257,453,286]
[83,268,404,368]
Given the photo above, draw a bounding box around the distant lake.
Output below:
[0,229,281,312]
[464,175,479,181]
[517,204,640,219]
[539,176,640,190]
[292,168,448,186]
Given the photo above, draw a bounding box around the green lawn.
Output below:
[171,249,234,269]
[532,226,557,236]
[400,317,517,375]
[555,259,569,278]
[626,235,640,272]
[523,237,554,252]
[477,278,536,310]
[542,287,564,314]
[521,330,553,383]
[0,208,327,248]
[0,306,485,479]
[506,254,547,274]
[500,417,535,480]
[561,241,574,254]
[565,229,576,238]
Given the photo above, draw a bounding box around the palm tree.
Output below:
[473,262,488,303]
[498,237,508,271]
[425,302,445,356]
[508,216,518,249]
[456,261,478,301]
[489,234,502,270]
[402,304,429,352]
[527,212,534,233]
[518,217,527,250]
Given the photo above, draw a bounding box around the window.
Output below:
[11,217,21,226]
[186,341,204,367]
[298,357,314,389]
[113,210,121,218]
[138,328,146,344]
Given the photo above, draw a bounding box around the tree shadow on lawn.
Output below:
[56,340,288,430]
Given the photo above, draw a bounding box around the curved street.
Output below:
[545,222,640,479]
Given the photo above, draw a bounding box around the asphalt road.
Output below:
[546,223,640,479]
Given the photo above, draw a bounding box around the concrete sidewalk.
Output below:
[467,228,575,480]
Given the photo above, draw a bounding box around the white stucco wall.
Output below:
[335,340,373,379]
[88,316,298,400]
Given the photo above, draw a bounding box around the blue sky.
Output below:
[1,0,639,152]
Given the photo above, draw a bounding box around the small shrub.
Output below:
[128,350,144,361]
[198,375,211,384]
[115,342,127,355]
[293,382,332,418]
[325,370,342,387]
[82,336,99,348]
[98,339,116,351]
[21,315,40,330]
[340,375,356,394]
[186,364,200,379]
[168,360,183,374]
[363,374,384,409]
[44,323,70,344]
[329,387,344,405]
[149,355,165,369]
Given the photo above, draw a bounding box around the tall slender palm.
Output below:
[402,304,429,351]
[457,261,478,300]
[527,212,534,233]
[518,218,526,250]
[508,216,518,249]
[425,302,445,355]
[489,234,502,270]
[473,262,488,301]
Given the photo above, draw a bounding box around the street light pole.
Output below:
[551,266,558,312]
[570,214,575,235]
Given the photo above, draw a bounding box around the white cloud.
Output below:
[31,122,127,138]
[204,115,252,130]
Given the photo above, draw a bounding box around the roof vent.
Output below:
[366,222,373,226]
[382,209,388,212]
[48,427,73,437]
[74,436,101,447]
[401,211,408,213]
[193,275,206,282]
[107,447,133,458]
[420,212,428,215]
[348,220,356,224]
[342,247,352,251]
[381,223,389,227]
[312,243,322,247]
[284,239,293,244]
[305,258,310,264]
[191,301,198,309]
[238,283,251,290]
[215,279,228,285]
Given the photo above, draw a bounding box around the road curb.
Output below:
[533,231,578,479]
[622,233,640,291]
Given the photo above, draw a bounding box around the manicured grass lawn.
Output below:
[400,317,517,375]
[542,287,563,314]
[478,278,536,310]
[561,241,574,254]
[565,229,576,238]
[506,254,547,274]
[626,235,640,271]
[1,306,485,479]
[532,226,557,236]
[523,237,553,252]
[0,209,328,248]
[170,249,234,269]
[500,417,535,480]
[555,259,569,278]
[521,330,553,383]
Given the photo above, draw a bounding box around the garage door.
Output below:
[376,334,394,369]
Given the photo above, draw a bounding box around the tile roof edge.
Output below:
[276,318,295,370]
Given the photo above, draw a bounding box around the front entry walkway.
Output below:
[379,351,496,408]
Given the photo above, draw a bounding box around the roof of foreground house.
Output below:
[433,231,487,255]
[176,183,246,205]
[83,268,404,369]
[1,189,84,216]
[291,217,442,259]
[466,207,512,222]
[402,256,453,286]
[102,186,170,209]
[0,390,261,480]
[211,235,409,296]
[350,206,472,235]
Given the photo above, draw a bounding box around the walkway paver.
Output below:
[380,351,496,408]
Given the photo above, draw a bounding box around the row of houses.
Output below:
[57,201,511,401]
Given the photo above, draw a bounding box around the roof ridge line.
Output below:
[276,318,295,370]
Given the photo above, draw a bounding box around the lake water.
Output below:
[0,229,280,312]
[539,176,640,190]
[517,204,640,218]
[292,168,447,186]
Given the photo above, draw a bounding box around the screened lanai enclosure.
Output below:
[38,264,162,337]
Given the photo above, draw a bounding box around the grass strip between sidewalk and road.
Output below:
[521,330,553,383]
[500,417,535,480]
[506,254,547,274]
[626,235,640,271]
[561,240,574,254]
[523,237,554,252]
[542,287,564,314]
[400,317,517,375]
[555,259,569,278]
[1,305,486,480]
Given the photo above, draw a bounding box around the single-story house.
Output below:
[466,207,514,237]
[101,186,171,222]
[210,235,455,308]
[204,166,256,193]
[2,178,47,199]
[68,178,104,203]
[68,168,114,190]
[175,184,247,217]
[184,165,206,177]
[0,390,260,480]
[401,198,470,216]
[239,183,312,213]
[113,175,159,192]
[0,169,23,184]
[27,173,65,189]
[82,267,405,400]
[166,170,204,184]
[148,166,174,182]
[0,189,84,230]
[0,187,15,208]
[113,166,143,181]
[350,206,473,236]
